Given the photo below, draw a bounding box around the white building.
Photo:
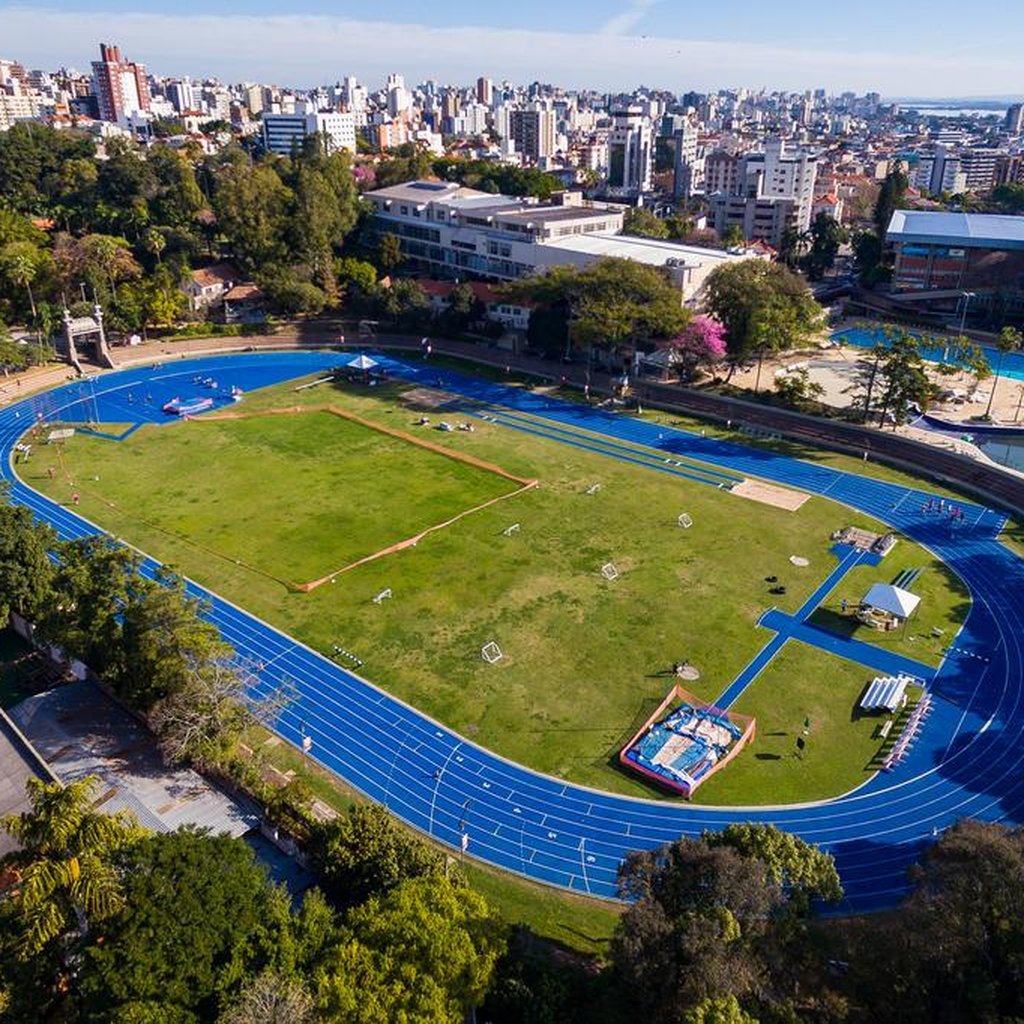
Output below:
[366,180,754,305]
[262,110,357,155]
[386,73,411,119]
[606,107,653,199]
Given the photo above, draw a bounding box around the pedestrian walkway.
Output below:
[714,546,868,708]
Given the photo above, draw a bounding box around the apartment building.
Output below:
[705,137,818,246]
[90,42,150,122]
[510,107,556,162]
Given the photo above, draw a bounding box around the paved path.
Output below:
[3,349,1021,914]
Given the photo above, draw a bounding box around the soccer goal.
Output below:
[678,513,693,529]
[601,562,620,581]
[372,588,393,604]
[481,641,504,664]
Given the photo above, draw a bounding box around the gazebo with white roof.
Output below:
[857,582,921,632]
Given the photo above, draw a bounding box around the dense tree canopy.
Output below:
[80,829,292,1020]
[0,482,57,624]
[703,259,823,377]
[309,804,444,909]
[508,257,690,357]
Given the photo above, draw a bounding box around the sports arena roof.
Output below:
[887,210,1024,251]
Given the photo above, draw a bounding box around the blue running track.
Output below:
[3,350,1022,914]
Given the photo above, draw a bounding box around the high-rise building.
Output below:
[1005,104,1024,135]
[672,124,702,199]
[606,106,653,198]
[90,42,150,122]
[167,78,196,114]
[386,73,411,119]
[510,107,556,162]
[476,76,493,107]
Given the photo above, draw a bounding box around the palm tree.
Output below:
[0,242,39,321]
[985,326,1023,420]
[145,227,166,266]
[0,775,142,958]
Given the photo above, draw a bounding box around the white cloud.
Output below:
[2,6,1021,96]
[600,0,662,37]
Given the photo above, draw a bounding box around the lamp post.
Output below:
[958,291,975,334]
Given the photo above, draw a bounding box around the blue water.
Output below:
[834,327,1024,383]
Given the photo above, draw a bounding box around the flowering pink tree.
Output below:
[659,316,727,374]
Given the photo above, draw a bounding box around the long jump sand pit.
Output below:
[731,478,809,512]
[399,387,461,411]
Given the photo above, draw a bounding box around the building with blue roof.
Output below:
[885,210,1024,324]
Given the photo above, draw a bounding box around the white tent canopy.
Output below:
[346,354,378,370]
[861,583,920,620]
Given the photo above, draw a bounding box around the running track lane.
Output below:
[3,350,1023,914]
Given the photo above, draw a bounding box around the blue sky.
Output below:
[3,2,1023,97]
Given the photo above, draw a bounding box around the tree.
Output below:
[703,260,823,378]
[0,240,42,321]
[804,212,847,281]
[308,804,444,908]
[145,227,167,265]
[873,167,908,238]
[985,325,1022,419]
[80,828,292,1020]
[373,278,429,327]
[147,658,259,766]
[704,823,843,906]
[440,281,481,333]
[376,232,404,274]
[721,224,745,248]
[992,183,1024,214]
[217,971,315,1024]
[335,256,377,295]
[774,367,826,411]
[317,873,507,1023]
[680,995,758,1024]
[845,821,1024,1024]
[875,332,931,427]
[40,537,141,680]
[658,315,727,377]
[507,258,690,361]
[0,331,30,373]
[852,228,886,287]
[0,775,142,958]
[212,158,292,271]
[0,484,56,624]
[614,836,782,1022]
[623,207,670,239]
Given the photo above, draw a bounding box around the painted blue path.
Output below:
[714,546,869,709]
[3,349,1024,914]
[759,611,937,681]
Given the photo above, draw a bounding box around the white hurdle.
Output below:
[372,588,392,604]
[678,513,693,529]
[585,483,602,495]
[502,523,520,537]
[481,641,504,664]
[600,562,620,582]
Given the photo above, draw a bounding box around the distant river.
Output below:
[906,106,1004,118]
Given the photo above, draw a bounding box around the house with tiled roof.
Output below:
[182,262,241,312]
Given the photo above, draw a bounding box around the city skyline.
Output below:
[3,2,1023,97]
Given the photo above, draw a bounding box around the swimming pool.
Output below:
[834,326,1024,383]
